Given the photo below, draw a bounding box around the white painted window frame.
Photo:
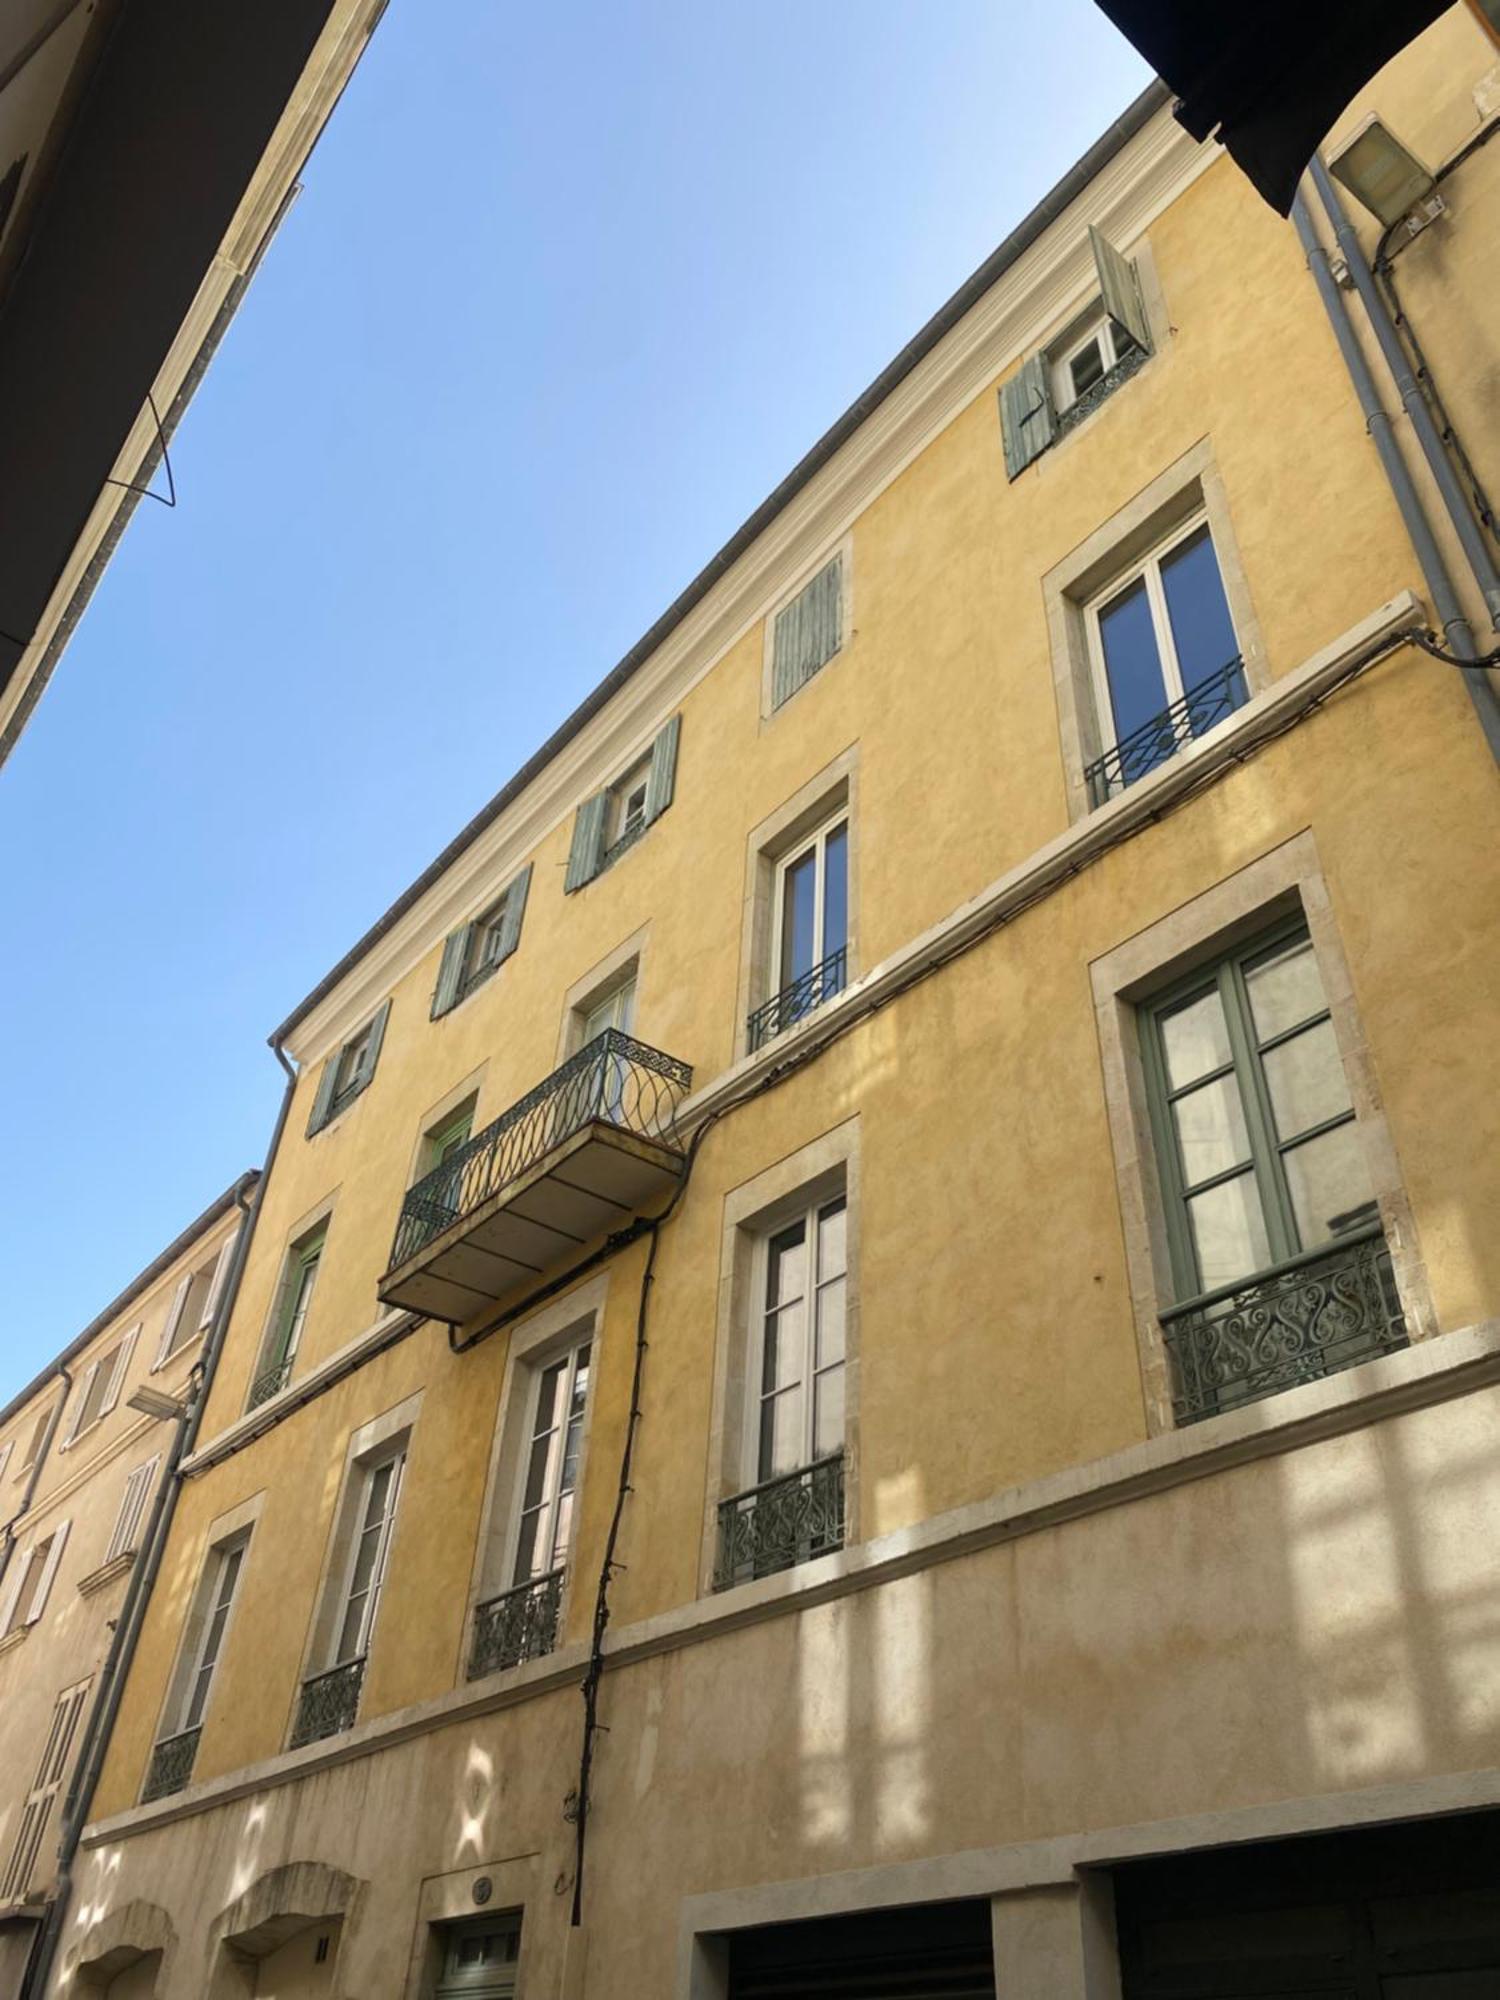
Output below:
[768,807,848,1004]
[606,752,652,846]
[330,1442,407,1667]
[504,1332,593,1591]
[177,1533,250,1735]
[742,1191,848,1485]
[1050,307,1128,413]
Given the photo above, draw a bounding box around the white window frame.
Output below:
[1083,510,1237,756]
[742,1192,848,1485]
[177,1534,249,1735]
[576,971,636,1050]
[504,1334,592,1593]
[606,753,652,849]
[329,1445,406,1669]
[768,808,848,1005]
[1051,307,1132,414]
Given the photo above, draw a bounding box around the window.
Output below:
[292,1436,408,1749]
[0,1680,89,1901]
[770,552,844,710]
[432,866,533,1018]
[0,1520,70,1635]
[1000,224,1153,478]
[436,1916,521,1999]
[748,813,848,1052]
[424,1098,476,1174]
[575,973,638,1120]
[334,1448,405,1667]
[63,1329,138,1446]
[153,1235,237,1369]
[563,715,681,892]
[182,1539,246,1734]
[0,1441,10,1486]
[18,1403,51,1472]
[1142,921,1404,1422]
[1083,515,1245,800]
[306,999,391,1133]
[248,1223,326,1410]
[104,1455,160,1565]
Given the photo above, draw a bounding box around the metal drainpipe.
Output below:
[23,1051,299,2000]
[0,1365,72,1598]
[1291,189,1500,766]
[1309,152,1500,632]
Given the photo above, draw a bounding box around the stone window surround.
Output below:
[152,1491,264,1754]
[1042,437,1268,826]
[555,923,652,1065]
[400,1853,535,2000]
[1089,827,1435,1436]
[463,1272,611,1680]
[733,746,861,1064]
[700,1116,862,1596]
[247,1191,339,1397]
[406,1066,490,1190]
[292,1390,424,1720]
[758,531,854,725]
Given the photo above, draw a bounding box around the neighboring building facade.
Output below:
[0,1178,255,1997]
[45,9,1500,1996]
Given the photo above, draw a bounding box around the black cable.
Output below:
[1407,626,1500,668]
[103,391,178,508]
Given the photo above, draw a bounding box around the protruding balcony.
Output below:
[378,1030,692,1324]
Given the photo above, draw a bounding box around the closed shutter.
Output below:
[563,792,609,893]
[1089,223,1151,353]
[25,1519,69,1623]
[60,1364,98,1448]
[0,1679,90,1900]
[494,864,532,963]
[153,1271,196,1368]
[431,925,472,1018]
[999,352,1055,478]
[306,1054,342,1136]
[200,1232,239,1332]
[106,1457,160,1563]
[643,715,681,823]
[772,557,843,709]
[99,1328,138,1417]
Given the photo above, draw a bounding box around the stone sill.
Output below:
[0,1626,27,1660]
[86,1312,1499,1848]
[77,1551,136,1598]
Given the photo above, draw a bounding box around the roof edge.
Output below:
[271,75,1173,1049]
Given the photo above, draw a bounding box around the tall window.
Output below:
[754,1196,847,1481]
[1143,924,1379,1296]
[335,1449,406,1667]
[513,1341,590,1590]
[0,1681,90,1902]
[250,1224,326,1409]
[1085,517,1244,795]
[751,814,848,1050]
[183,1539,247,1732]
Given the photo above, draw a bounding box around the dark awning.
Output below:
[1089,0,1452,212]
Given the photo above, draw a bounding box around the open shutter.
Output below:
[354,999,391,1094]
[643,715,681,823]
[495,864,532,965]
[100,1328,138,1417]
[0,1550,26,1634]
[564,792,609,893]
[153,1272,195,1369]
[107,1457,160,1563]
[1000,353,1055,479]
[26,1519,69,1623]
[0,1442,11,1486]
[431,926,471,1019]
[60,1365,97,1449]
[306,1055,341,1137]
[1089,224,1151,353]
[200,1234,238,1332]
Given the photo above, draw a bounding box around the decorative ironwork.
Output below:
[386,1030,693,1272]
[141,1725,201,1802]
[1161,1227,1406,1427]
[247,1355,293,1411]
[714,1453,845,1591]
[601,816,649,872]
[290,1656,365,1748]
[746,947,848,1054]
[1085,655,1248,807]
[468,1569,564,1679]
[1054,335,1150,440]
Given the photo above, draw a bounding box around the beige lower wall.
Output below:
[58,1367,1500,1996]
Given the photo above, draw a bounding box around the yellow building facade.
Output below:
[46,10,1500,1995]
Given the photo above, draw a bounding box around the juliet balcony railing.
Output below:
[468,1569,564,1680]
[141,1725,201,1803]
[714,1452,845,1592]
[290,1656,365,1749]
[746,947,848,1054]
[1084,655,1249,808]
[246,1354,293,1412]
[379,1030,692,1322]
[1160,1225,1407,1427]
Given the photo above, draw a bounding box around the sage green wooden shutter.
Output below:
[772,557,843,709]
[354,999,391,1092]
[643,715,680,823]
[495,864,532,961]
[564,792,609,892]
[306,1054,341,1136]
[1000,354,1054,479]
[1089,224,1151,353]
[431,926,470,1018]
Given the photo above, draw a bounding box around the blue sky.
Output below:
[0,1,1148,1396]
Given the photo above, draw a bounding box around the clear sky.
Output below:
[0,1,1149,1398]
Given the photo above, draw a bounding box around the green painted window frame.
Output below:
[266,1225,327,1377]
[1139,915,1374,1303]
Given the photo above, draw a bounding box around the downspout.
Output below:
[1308,153,1500,633]
[1290,188,1500,765]
[0,1367,73,1596]
[23,1049,299,2000]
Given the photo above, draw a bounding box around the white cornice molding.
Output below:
[286,107,1224,1066]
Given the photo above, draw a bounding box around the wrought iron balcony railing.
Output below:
[468,1568,564,1680]
[247,1354,293,1412]
[746,947,847,1054]
[714,1452,845,1592]
[386,1029,692,1274]
[1054,335,1149,439]
[1160,1226,1406,1427]
[141,1725,201,1803]
[290,1656,365,1749]
[1084,656,1248,808]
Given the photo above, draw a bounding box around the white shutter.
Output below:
[60,1364,97,1448]
[153,1272,196,1369]
[99,1328,139,1417]
[0,1679,90,1900]
[106,1457,159,1564]
[25,1519,69,1623]
[0,1548,28,1634]
[0,1442,11,1486]
[201,1235,237,1331]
